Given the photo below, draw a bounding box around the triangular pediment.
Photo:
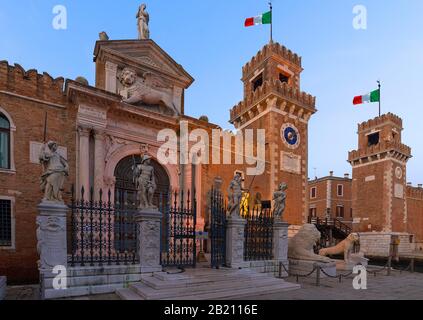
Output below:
[94,39,194,88]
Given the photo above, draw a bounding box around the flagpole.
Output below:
[269,1,273,42]
[377,80,381,117]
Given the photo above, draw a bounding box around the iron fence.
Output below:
[244,207,274,261]
[210,188,226,268]
[160,190,197,268]
[69,186,138,267]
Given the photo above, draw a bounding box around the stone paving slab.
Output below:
[239,270,423,300]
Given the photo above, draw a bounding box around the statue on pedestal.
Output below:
[39,141,69,203]
[273,183,287,219]
[133,154,157,210]
[227,173,243,217]
[137,4,150,40]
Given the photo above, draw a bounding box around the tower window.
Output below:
[279,73,289,84]
[367,132,379,146]
[252,74,263,91]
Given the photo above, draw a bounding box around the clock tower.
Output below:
[348,113,412,233]
[230,42,317,225]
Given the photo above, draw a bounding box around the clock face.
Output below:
[395,167,403,179]
[281,123,300,149]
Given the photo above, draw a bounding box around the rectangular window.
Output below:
[0,199,12,247]
[310,187,317,199]
[252,74,263,92]
[336,205,345,218]
[367,132,380,146]
[309,207,317,218]
[337,184,344,197]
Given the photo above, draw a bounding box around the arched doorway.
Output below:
[114,155,170,208]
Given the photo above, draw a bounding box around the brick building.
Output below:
[308,172,352,223]
[0,30,318,284]
[308,113,423,250]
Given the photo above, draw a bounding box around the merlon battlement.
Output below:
[0,60,65,105]
[242,42,302,77]
[358,112,403,132]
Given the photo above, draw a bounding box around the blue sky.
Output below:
[0,0,422,184]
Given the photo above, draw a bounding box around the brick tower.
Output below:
[348,113,412,233]
[229,42,317,225]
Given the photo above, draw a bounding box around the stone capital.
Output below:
[135,208,163,222]
[77,125,91,137]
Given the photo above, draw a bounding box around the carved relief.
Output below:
[36,215,66,270]
[118,67,178,116]
[139,220,161,266]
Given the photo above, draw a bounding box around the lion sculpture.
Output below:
[319,233,360,262]
[288,224,333,263]
[118,68,179,116]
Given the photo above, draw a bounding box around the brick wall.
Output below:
[0,62,76,284]
[406,186,423,243]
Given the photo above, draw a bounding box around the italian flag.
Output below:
[245,11,272,27]
[353,89,380,105]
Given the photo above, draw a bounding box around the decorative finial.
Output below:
[99,31,109,41]
[137,4,150,40]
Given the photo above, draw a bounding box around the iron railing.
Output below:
[160,190,197,268]
[210,188,226,268]
[68,186,138,267]
[244,207,274,261]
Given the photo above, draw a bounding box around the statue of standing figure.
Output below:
[227,173,243,217]
[39,141,69,203]
[273,183,288,219]
[137,4,150,40]
[134,155,157,210]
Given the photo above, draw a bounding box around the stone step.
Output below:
[132,276,286,300]
[116,288,144,300]
[143,272,269,290]
[169,282,301,300]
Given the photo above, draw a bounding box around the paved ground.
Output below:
[242,269,423,300]
[4,268,423,300]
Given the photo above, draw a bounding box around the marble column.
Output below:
[94,130,106,199]
[225,215,248,269]
[135,209,163,273]
[78,126,90,195]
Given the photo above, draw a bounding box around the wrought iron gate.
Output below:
[244,207,274,261]
[210,188,226,268]
[160,190,197,268]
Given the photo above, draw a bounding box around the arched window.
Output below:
[0,114,10,169]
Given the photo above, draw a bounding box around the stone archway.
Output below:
[114,155,170,208]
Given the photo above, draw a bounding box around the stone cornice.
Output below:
[348,140,412,165]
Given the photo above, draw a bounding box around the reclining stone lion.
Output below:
[288,224,333,263]
[319,233,360,262]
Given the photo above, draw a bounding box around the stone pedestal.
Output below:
[37,201,68,300]
[135,209,163,273]
[226,215,248,269]
[273,220,289,276]
[0,276,6,301]
[336,254,369,271]
[37,201,68,273]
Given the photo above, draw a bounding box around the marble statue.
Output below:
[118,68,179,115]
[319,233,360,262]
[288,224,333,263]
[227,173,243,217]
[273,183,287,219]
[39,141,69,203]
[134,154,157,210]
[137,4,150,40]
